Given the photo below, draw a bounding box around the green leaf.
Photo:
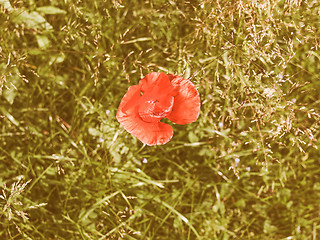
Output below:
[13,11,52,30]
[3,88,17,105]
[263,219,278,234]
[188,131,199,143]
[235,199,246,208]
[88,127,101,137]
[27,48,45,55]
[1,66,23,105]
[0,0,13,11]
[36,35,51,49]
[36,6,67,15]
[49,52,66,65]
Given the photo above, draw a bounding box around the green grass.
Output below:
[1,0,320,239]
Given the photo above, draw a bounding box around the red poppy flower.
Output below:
[116,72,200,146]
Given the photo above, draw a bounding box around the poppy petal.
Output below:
[134,121,173,146]
[139,72,175,95]
[117,85,173,145]
[116,85,141,116]
[166,75,200,124]
[118,112,173,146]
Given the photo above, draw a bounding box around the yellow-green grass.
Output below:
[0,0,319,239]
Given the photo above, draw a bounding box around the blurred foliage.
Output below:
[0,0,319,239]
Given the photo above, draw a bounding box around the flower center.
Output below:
[138,97,174,123]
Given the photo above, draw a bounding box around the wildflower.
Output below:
[235,158,240,167]
[116,72,200,145]
[263,87,276,98]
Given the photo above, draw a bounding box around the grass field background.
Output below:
[1,0,320,239]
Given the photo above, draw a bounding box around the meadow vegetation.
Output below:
[0,0,319,239]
